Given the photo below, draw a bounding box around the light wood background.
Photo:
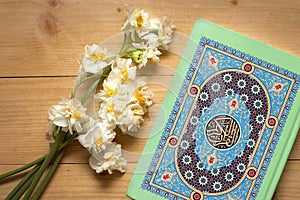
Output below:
[0,0,299,199]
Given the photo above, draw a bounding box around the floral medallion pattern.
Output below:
[142,37,300,199]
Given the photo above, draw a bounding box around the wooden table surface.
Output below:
[0,0,299,199]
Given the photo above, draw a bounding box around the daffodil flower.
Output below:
[77,119,116,154]
[0,9,175,198]
[111,57,137,83]
[48,98,89,135]
[122,8,149,32]
[81,44,115,74]
[139,16,175,49]
[119,103,144,133]
[89,142,127,174]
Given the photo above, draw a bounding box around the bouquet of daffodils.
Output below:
[0,8,174,199]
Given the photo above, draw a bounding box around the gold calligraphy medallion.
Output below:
[205,115,240,149]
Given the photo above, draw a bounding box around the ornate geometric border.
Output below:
[141,37,300,200]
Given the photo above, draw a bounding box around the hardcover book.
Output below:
[126,19,300,200]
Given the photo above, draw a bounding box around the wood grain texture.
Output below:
[0,0,299,199]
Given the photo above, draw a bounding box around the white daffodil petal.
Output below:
[81,44,115,74]
[48,98,89,135]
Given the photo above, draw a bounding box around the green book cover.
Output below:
[126,19,300,200]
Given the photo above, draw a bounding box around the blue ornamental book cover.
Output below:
[126,19,300,200]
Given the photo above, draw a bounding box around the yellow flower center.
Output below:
[136,14,143,29]
[135,90,146,107]
[95,136,103,146]
[66,107,72,112]
[73,111,81,120]
[90,52,106,62]
[105,156,115,163]
[162,24,168,37]
[105,86,118,96]
[131,106,143,116]
[107,103,114,113]
[121,67,130,83]
[65,107,80,119]
[115,160,120,167]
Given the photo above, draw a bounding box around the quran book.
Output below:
[126,19,300,200]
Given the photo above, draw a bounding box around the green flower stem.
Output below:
[0,157,44,181]
[120,50,130,57]
[7,170,36,200]
[23,131,66,200]
[5,165,40,200]
[80,66,111,105]
[0,132,78,181]
[80,78,100,105]
[119,32,127,55]
[71,73,101,99]
[31,149,64,200]
[1,132,77,199]
[59,132,78,150]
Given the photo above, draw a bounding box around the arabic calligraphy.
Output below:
[205,115,240,149]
